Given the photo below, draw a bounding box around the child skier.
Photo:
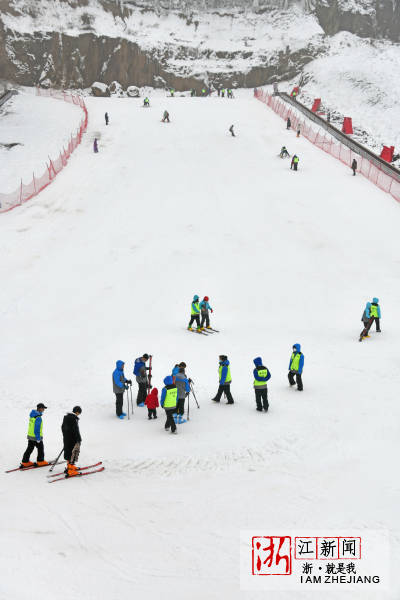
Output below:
[145,388,159,419]
[200,296,213,329]
[351,158,357,176]
[105,112,109,125]
[175,367,190,423]
[143,97,150,107]
[359,297,381,341]
[188,295,201,330]
[280,146,290,158]
[93,138,98,153]
[286,117,291,130]
[162,110,170,123]
[288,344,304,391]
[160,376,178,434]
[20,403,48,468]
[229,125,235,137]
[62,406,82,477]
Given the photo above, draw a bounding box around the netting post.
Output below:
[33,173,36,194]
[19,179,23,205]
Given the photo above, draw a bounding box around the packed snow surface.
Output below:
[0,91,399,599]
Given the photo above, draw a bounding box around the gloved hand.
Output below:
[188,378,193,384]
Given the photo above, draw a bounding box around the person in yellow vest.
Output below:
[288,344,304,391]
[160,376,178,434]
[20,403,49,468]
[359,297,381,341]
[188,295,201,331]
[253,357,271,411]
[212,355,234,404]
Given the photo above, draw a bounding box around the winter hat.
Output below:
[73,406,82,414]
[143,353,149,360]
[253,357,263,366]
[193,295,199,301]
[204,296,209,301]
[372,297,379,304]
[37,403,47,410]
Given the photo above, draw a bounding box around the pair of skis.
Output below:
[5,459,66,473]
[47,461,104,483]
[188,327,219,336]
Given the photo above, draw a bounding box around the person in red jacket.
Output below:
[145,387,159,419]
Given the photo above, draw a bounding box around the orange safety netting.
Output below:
[0,88,88,213]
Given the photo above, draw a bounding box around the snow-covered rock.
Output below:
[127,85,140,97]
[91,82,110,97]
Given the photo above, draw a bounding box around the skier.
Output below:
[280,146,290,158]
[112,360,130,419]
[162,110,170,123]
[229,125,235,137]
[327,111,331,123]
[221,88,225,98]
[286,117,291,130]
[170,88,175,97]
[359,297,381,341]
[291,155,299,171]
[175,366,190,423]
[212,355,234,404]
[93,138,98,153]
[145,387,159,419]
[160,376,178,434]
[217,88,221,97]
[133,354,150,406]
[253,357,271,412]
[105,112,109,125]
[296,128,301,138]
[61,406,82,476]
[188,295,201,331]
[288,344,304,391]
[351,158,357,176]
[201,88,207,96]
[20,403,48,468]
[200,296,213,330]
[143,97,150,107]
[191,89,196,97]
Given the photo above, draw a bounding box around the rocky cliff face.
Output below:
[0,0,398,90]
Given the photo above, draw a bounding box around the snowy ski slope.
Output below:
[0,91,399,600]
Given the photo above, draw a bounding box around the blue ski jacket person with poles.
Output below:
[133,354,150,406]
[112,360,130,419]
[288,344,304,391]
[253,357,271,412]
[199,296,213,330]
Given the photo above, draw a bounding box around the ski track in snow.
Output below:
[0,90,399,600]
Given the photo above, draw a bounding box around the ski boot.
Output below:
[65,463,79,477]
[35,461,49,467]
[187,326,192,331]
[20,462,34,468]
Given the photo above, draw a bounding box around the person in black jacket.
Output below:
[62,406,82,476]
[351,158,357,176]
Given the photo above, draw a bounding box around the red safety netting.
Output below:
[254,89,400,204]
[0,88,88,213]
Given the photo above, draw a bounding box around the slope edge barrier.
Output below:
[0,89,88,214]
[254,89,400,203]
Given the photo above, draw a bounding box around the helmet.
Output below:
[193,295,199,301]
[204,296,209,301]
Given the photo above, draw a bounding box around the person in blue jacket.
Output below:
[253,357,271,411]
[212,355,234,404]
[112,360,131,419]
[160,375,178,434]
[20,403,48,467]
[133,354,150,406]
[288,344,304,391]
[188,295,201,331]
[200,296,213,330]
[175,367,191,422]
[359,297,381,341]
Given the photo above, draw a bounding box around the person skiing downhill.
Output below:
[105,112,109,125]
[280,146,290,158]
[200,296,213,330]
[143,97,150,107]
[162,110,170,123]
[351,158,357,176]
[62,406,82,477]
[133,354,150,406]
[188,295,201,331]
[253,357,271,412]
[229,125,235,137]
[286,117,291,130]
[93,138,99,153]
[112,360,130,419]
[145,388,159,419]
[174,367,190,423]
[20,403,48,468]
[291,155,299,171]
[212,355,234,404]
[359,297,381,341]
[160,376,178,434]
[288,344,304,391]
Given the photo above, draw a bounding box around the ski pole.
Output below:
[127,384,130,420]
[147,355,153,395]
[49,448,64,472]
[190,382,200,408]
[130,384,134,415]
[187,392,190,421]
